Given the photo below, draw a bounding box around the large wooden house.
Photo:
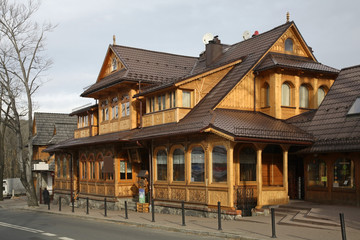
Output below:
[47,17,354,213]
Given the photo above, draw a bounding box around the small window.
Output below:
[212,146,227,182]
[317,87,326,107]
[307,159,327,187]
[191,147,205,182]
[121,102,130,117]
[84,115,88,127]
[57,157,61,178]
[299,85,309,108]
[120,161,132,180]
[281,83,291,106]
[348,97,360,115]
[62,157,67,178]
[112,105,118,119]
[82,161,87,179]
[169,91,176,108]
[285,38,293,52]
[173,149,185,181]
[98,161,104,180]
[112,58,117,71]
[157,150,167,181]
[182,91,191,108]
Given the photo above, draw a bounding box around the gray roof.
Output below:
[33,112,77,146]
[288,65,360,152]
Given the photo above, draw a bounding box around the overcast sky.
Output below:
[31,0,360,113]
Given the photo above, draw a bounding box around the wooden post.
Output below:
[256,148,263,208]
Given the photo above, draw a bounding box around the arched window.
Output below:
[173,149,185,181]
[98,160,104,180]
[57,157,61,178]
[81,159,87,180]
[317,87,325,107]
[307,159,327,187]
[285,38,293,52]
[191,147,205,182]
[212,146,227,182]
[62,157,67,178]
[334,158,354,188]
[281,83,291,106]
[157,150,167,181]
[299,85,309,108]
[239,147,256,181]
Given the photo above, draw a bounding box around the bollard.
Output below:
[125,201,128,219]
[182,201,186,226]
[340,213,347,240]
[59,197,61,211]
[72,198,74,213]
[86,197,89,215]
[217,201,222,230]
[151,199,155,222]
[48,200,50,210]
[271,208,277,238]
[104,198,107,217]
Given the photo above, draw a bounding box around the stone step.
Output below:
[278,214,336,230]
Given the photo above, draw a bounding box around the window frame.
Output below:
[307,159,327,188]
[172,148,185,182]
[299,84,309,108]
[333,158,354,188]
[281,82,291,107]
[285,38,293,52]
[190,146,205,183]
[119,160,133,181]
[156,149,168,181]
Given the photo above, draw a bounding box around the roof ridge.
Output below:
[341,64,360,71]
[112,44,198,60]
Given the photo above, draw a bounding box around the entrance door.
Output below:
[288,156,304,199]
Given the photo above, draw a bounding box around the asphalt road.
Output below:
[0,208,222,240]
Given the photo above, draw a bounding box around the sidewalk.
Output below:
[1,197,360,240]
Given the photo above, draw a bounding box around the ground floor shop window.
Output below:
[333,158,354,188]
[212,145,227,182]
[120,161,132,180]
[191,147,205,182]
[173,149,185,181]
[239,147,256,181]
[157,150,167,181]
[307,159,327,187]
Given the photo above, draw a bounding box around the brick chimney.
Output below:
[205,36,223,66]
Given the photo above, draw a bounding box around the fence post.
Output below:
[340,213,347,240]
[104,198,107,217]
[125,201,128,219]
[72,198,74,213]
[86,197,89,215]
[47,200,50,210]
[271,208,277,238]
[218,201,222,230]
[59,197,61,212]
[151,199,155,222]
[182,201,186,226]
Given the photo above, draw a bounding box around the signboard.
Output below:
[139,188,145,203]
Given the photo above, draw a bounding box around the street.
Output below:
[0,208,222,240]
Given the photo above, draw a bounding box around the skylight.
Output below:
[348,97,360,115]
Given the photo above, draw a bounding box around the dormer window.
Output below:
[182,91,191,108]
[285,38,293,52]
[348,97,360,115]
[112,58,117,71]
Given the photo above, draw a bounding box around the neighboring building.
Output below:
[46,17,349,214]
[32,112,77,200]
[288,65,360,206]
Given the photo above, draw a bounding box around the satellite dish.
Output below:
[243,30,251,40]
[202,33,214,44]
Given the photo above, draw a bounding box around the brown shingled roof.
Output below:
[81,45,197,97]
[289,65,360,152]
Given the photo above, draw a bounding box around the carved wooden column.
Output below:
[254,143,266,208]
[227,142,235,207]
[281,145,290,203]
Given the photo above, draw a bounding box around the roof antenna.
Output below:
[286,12,290,22]
[113,35,116,45]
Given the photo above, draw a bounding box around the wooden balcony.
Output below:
[74,125,99,139]
[142,108,191,127]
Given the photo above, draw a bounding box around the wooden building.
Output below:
[46,17,357,213]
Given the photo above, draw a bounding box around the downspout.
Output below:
[68,152,73,204]
[149,139,153,205]
[139,80,143,128]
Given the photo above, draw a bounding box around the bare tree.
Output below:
[0,0,54,206]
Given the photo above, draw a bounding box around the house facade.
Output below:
[47,17,360,213]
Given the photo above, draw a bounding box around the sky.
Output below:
[31,0,360,113]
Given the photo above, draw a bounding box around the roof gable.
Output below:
[97,46,125,81]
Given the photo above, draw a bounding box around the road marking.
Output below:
[0,221,43,233]
[42,232,57,236]
[59,237,75,240]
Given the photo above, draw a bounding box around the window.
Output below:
[120,161,132,180]
[299,85,309,108]
[149,97,155,112]
[182,91,191,108]
[157,95,166,110]
[78,116,82,128]
[157,150,167,181]
[99,161,104,180]
[348,97,360,115]
[121,102,130,117]
[57,157,61,177]
[307,159,327,187]
[105,108,109,120]
[112,58,117,71]
[262,83,270,107]
[285,38,293,52]
[112,105,118,119]
[62,157,67,178]
[90,161,95,179]
[90,114,94,125]
[169,91,176,108]
[317,87,325,107]
[281,83,291,106]
[84,115,88,127]
[212,146,227,182]
[333,158,354,188]
[173,149,185,181]
[239,147,256,181]
[82,161,87,179]
[191,147,205,182]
